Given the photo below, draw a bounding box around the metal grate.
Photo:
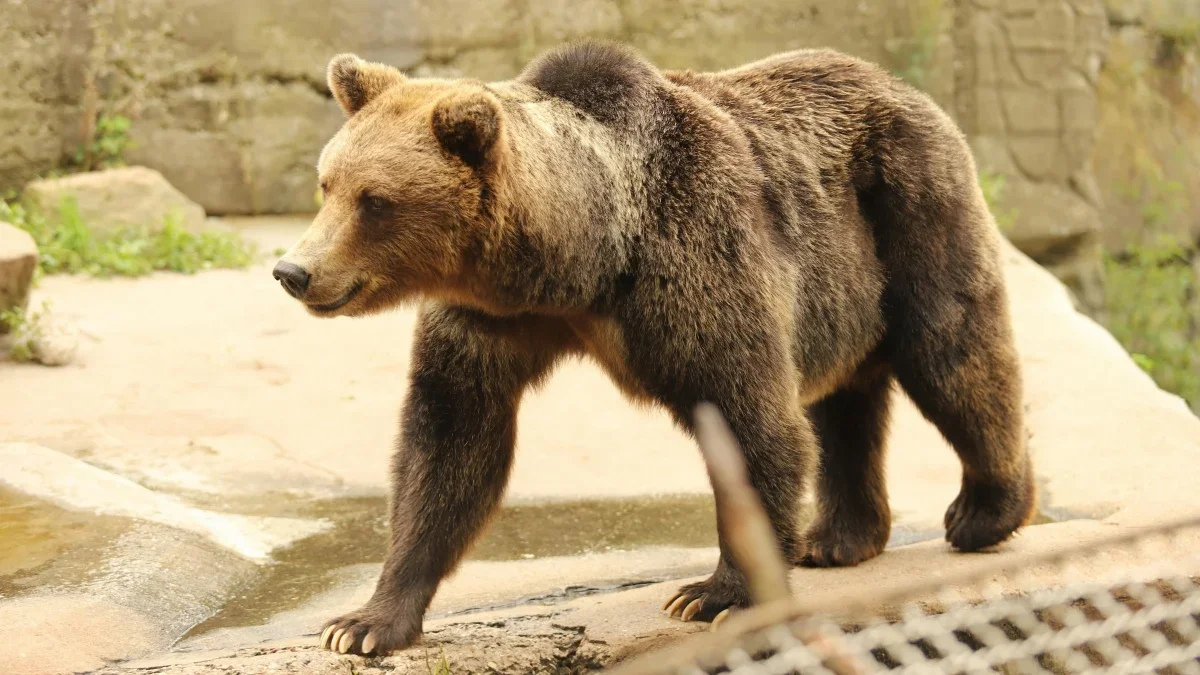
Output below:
[608,406,1200,675]
[615,519,1200,675]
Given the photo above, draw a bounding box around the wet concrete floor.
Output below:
[183,494,720,636]
[0,481,1070,646]
[0,485,131,594]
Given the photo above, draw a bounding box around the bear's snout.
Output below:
[272,260,311,299]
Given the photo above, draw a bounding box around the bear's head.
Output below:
[272,54,505,317]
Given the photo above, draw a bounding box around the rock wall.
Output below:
[954,0,1110,308]
[0,0,91,194]
[0,0,960,215]
[1092,0,1200,250]
[1,0,1109,283]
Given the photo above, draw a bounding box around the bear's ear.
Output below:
[327,53,405,117]
[431,90,503,169]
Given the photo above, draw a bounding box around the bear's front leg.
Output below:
[662,401,814,624]
[319,306,569,655]
[623,306,815,625]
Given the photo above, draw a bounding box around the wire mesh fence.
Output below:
[613,517,1200,675]
[610,406,1200,675]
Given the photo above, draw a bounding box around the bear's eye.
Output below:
[360,193,393,214]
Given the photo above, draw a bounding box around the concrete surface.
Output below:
[1,216,1198,675]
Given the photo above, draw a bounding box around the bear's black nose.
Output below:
[273,261,311,299]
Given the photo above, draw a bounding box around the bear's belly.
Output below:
[566,316,657,404]
[787,251,888,404]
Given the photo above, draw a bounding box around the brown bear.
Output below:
[273,40,1035,656]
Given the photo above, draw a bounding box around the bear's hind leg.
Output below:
[890,307,1035,551]
[875,208,1034,551]
[799,367,893,567]
[870,102,1036,552]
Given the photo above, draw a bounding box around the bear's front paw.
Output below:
[662,574,750,627]
[319,603,421,656]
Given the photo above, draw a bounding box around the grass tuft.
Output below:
[1,196,255,278]
[1102,235,1200,412]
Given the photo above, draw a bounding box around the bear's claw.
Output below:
[711,607,733,630]
[662,576,745,624]
[319,604,420,656]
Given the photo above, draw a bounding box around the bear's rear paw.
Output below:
[320,602,421,656]
[945,472,1035,552]
[662,573,750,624]
[797,512,889,568]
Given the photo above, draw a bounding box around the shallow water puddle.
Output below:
[0,484,130,592]
[184,494,719,636]
[3,481,1080,645]
[476,494,718,559]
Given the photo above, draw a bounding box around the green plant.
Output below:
[887,0,945,90]
[979,169,1017,233]
[1,301,50,362]
[1,196,256,278]
[424,647,451,675]
[1102,235,1200,412]
[71,114,134,171]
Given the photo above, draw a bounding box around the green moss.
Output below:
[979,169,1017,233]
[887,0,945,90]
[1101,235,1200,413]
[1,196,255,278]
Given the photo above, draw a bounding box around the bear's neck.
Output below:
[451,102,641,317]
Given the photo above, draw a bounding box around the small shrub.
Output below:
[71,114,135,172]
[1,301,49,363]
[1102,235,1200,412]
[1,196,256,278]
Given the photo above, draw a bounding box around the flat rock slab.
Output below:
[0,443,328,561]
[2,217,1199,675]
[22,166,207,234]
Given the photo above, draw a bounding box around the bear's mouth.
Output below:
[308,280,365,314]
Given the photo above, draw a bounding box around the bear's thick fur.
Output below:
[275,40,1035,656]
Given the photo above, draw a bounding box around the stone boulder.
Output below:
[994,180,1106,310]
[22,167,206,234]
[0,222,37,333]
[999,181,1099,262]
